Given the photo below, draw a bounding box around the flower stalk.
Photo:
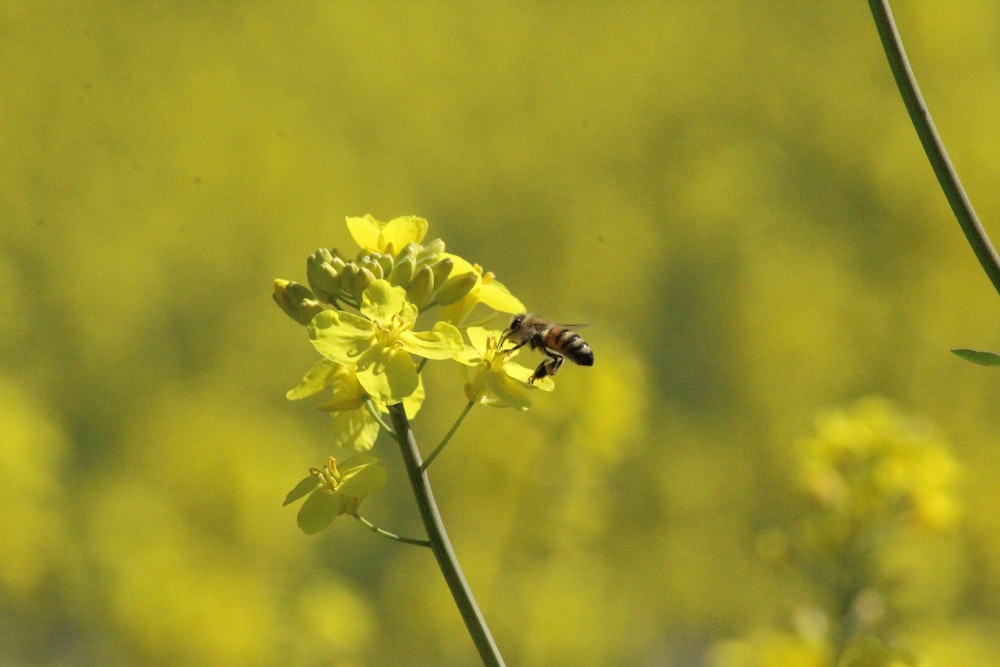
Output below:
[352,513,430,547]
[868,0,1000,297]
[388,403,505,667]
[420,401,476,472]
[277,215,546,665]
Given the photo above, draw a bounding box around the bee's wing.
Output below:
[557,323,588,329]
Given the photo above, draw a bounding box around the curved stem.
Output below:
[352,513,431,547]
[420,401,476,472]
[868,0,1000,297]
[363,397,396,435]
[388,403,505,667]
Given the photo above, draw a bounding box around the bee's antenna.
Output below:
[497,328,511,349]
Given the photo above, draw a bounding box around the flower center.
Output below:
[374,312,410,350]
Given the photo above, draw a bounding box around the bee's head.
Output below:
[498,313,528,348]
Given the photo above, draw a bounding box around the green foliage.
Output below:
[951,348,1000,366]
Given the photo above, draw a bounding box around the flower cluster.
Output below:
[793,399,959,637]
[798,397,958,535]
[714,399,959,666]
[274,214,523,319]
[275,215,555,531]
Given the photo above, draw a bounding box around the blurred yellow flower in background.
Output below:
[799,397,959,533]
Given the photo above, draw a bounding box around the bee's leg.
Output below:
[529,351,564,384]
[504,339,529,353]
[499,335,529,354]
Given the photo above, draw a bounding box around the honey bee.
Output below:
[498,313,594,384]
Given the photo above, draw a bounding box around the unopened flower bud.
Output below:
[273,279,324,325]
[430,257,454,287]
[395,242,419,264]
[307,249,341,303]
[388,254,416,287]
[422,238,446,256]
[433,271,478,306]
[358,255,384,280]
[338,264,359,302]
[328,253,347,272]
[352,266,377,303]
[406,264,435,309]
[375,252,394,278]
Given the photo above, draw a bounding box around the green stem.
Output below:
[363,397,396,435]
[420,401,476,472]
[868,0,1000,297]
[352,513,431,547]
[388,403,505,667]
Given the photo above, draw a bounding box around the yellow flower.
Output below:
[440,255,525,325]
[345,214,428,255]
[456,326,552,409]
[286,358,424,451]
[282,455,388,535]
[307,280,462,403]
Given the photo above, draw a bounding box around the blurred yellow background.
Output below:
[4,2,1000,665]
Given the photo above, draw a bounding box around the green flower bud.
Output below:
[422,238,446,256]
[414,253,436,273]
[375,252,394,278]
[338,264,359,303]
[273,279,324,325]
[306,249,341,303]
[328,253,347,273]
[413,241,444,272]
[395,242,419,265]
[388,254,416,287]
[406,264,435,309]
[358,254,384,280]
[430,257,454,287]
[433,271,478,306]
[352,266,377,303]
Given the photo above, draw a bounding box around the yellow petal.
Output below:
[308,310,375,364]
[345,214,383,252]
[330,409,381,451]
[360,280,407,324]
[355,346,418,403]
[381,216,428,253]
[398,321,463,360]
[286,359,338,400]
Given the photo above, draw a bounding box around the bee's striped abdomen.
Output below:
[545,326,594,367]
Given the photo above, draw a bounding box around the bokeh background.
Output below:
[4,2,1000,665]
